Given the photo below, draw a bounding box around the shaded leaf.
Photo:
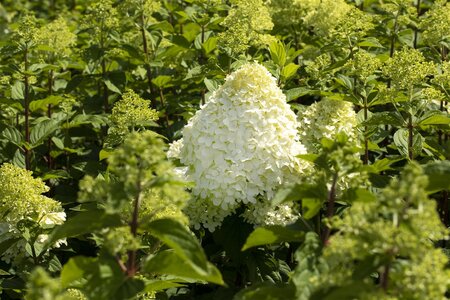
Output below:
[144,250,224,285]
[145,218,207,270]
[423,161,450,193]
[242,226,305,251]
[30,119,58,147]
[29,95,64,112]
[1,126,23,147]
[46,210,122,248]
[104,79,122,94]
[234,283,295,300]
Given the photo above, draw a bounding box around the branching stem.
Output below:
[24,46,31,170]
[322,173,338,245]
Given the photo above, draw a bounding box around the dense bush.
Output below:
[0,0,449,299]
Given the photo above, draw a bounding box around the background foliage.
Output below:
[0,0,449,299]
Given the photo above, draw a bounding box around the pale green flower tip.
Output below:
[107,89,159,146]
[298,98,359,153]
[383,48,437,90]
[219,0,274,55]
[421,1,450,45]
[34,17,76,57]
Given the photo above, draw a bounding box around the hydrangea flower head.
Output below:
[174,63,307,230]
[298,99,359,153]
[0,163,65,226]
[383,48,436,91]
[0,163,66,263]
[35,17,76,57]
[106,89,158,146]
[420,0,450,46]
[218,0,275,55]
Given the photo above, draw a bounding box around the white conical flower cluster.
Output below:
[171,63,308,231]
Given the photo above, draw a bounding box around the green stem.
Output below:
[389,13,399,59]
[413,0,421,49]
[363,96,369,165]
[127,169,143,277]
[200,25,206,105]
[159,88,169,127]
[438,46,449,229]
[140,13,157,108]
[408,115,414,160]
[47,69,54,170]
[24,46,31,170]
[407,114,413,160]
[380,263,390,291]
[99,27,109,113]
[322,173,338,245]
[101,58,109,113]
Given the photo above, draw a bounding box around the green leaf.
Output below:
[61,255,129,300]
[418,113,450,125]
[144,250,224,285]
[285,87,318,102]
[204,78,220,92]
[61,256,93,288]
[0,238,21,255]
[393,128,409,157]
[29,95,64,112]
[145,218,207,270]
[273,182,327,206]
[411,133,423,157]
[143,279,185,293]
[12,149,26,168]
[281,63,299,80]
[46,210,122,248]
[234,283,296,300]
[0,269,10,275]
[341,188,376,203]
[51,136,65,150]
[99,149,114,161]
[302,198,322,219]
[357,37,384,48]
[310,282,374,300]
[41,170,70,180]
[104,79,122,94]
[335,74,353,90]
[30,119,58,147]
[11,81,24,100]
[112,278,145,300]
[48,256,63,272]
[364,157,403,173]
[172,35,191,48]
[152,75,172,88]
[423,161,450,193]
[297,154,320,163]
[269,41,286,67]
[202,36,217,54]
[242,226,305,251]
[364,112,404,127]
[1,126,23,147]
[398,29,414,47]
[293,232,326,300]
